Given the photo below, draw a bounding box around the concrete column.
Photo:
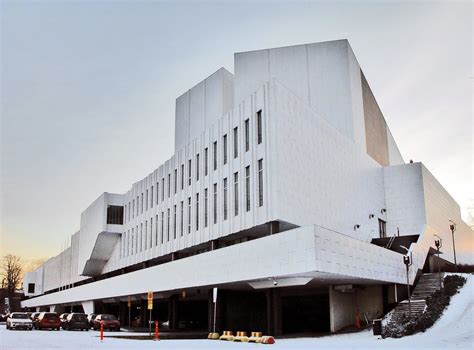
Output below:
[266,289,282,336]
[208,290,213,332]
[82,300,95,315]
[329,286,356,333]
[119,302,126,325]
[266,290,273,335]
[169,295,179,330]
[269,221,280,235]
[272,289,282,336]
[140,299,146,326]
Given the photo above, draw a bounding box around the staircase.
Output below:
[388,273,444,322]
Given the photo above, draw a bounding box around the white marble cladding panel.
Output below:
[268,79,386,240]
[22,226,411,308]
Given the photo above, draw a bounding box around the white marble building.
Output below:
[22,40,472,335]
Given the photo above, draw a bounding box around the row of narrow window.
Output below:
[120,158,264,258]
[123,110,263,223]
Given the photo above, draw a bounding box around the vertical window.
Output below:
[233,127,238,159]
[155,214,158,245]
[150,217,153,247]
[127,230,131,255]
[257,110,262,144]
[181,164,184,190]
[213,183,218,224]
[161,179,164,202]
[188,159,192,186]
[204,147,208,176]
[156,182,159,205]
[204,188,208,228]
[195,193,199,231]
[213,141,217,171]
[131,228,134,253]
[245,166,251,212]
[223,134,228,165]
[141,193,144,214]
[223,178,228,220]
[151,186,154,208]
[234,172,239,216]
[180,201,184,236]
[146,190,148,211]
[174,169,177,194]
[245,119,250,152]
[167,208,170,241]
[144,221,148,249]
[258,159,263,207]
[140,223,143,251]
[128,202,131,221]
[124,205,127,223]
[137,196,139,216]
[187,197,192,234]
[168,174,171,198]
[173,205,177,239]
[379,219,387,238]
[135,225,138,253]
[196,154,200,181]
[132,200,135,218]
[161,212,164,244]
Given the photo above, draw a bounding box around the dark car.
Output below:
[92,314,120,331]
[59,313,69,328]
[87,314,97,329]
[62,313,89,331]
[35,312,61,330]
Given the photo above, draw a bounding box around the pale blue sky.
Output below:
[1,0,472,261]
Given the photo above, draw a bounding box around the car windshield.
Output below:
[101,315,116,320]
[72,314,87,321]
[12,313,29,319]
[44,313,58,319]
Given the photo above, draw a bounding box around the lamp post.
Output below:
[434,235,442,289]
[449,220,457,272]
[400,245,412,318]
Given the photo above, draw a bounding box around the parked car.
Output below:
[62,313,89,331]
[87,314,97,329]
[6,312,33,330]
[30,312,41,325]
[92,314,120,331]
[59,313,69,328]
[0,313,8,322]
[35,312,61,330]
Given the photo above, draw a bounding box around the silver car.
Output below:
[6,312,33,330]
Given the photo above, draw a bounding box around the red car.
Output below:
[35,312,61,330]
[92,314,120,331]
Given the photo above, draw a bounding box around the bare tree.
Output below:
[1,255,23,297]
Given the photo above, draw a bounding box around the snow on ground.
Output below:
[1,274,472,350]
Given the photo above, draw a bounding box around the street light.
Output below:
[400,245,412,318]
[449,220,457,272]
[434,234,442,289]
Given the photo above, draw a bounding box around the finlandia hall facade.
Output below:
[22,40,472,335]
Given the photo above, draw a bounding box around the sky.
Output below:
[1,0,472,263]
